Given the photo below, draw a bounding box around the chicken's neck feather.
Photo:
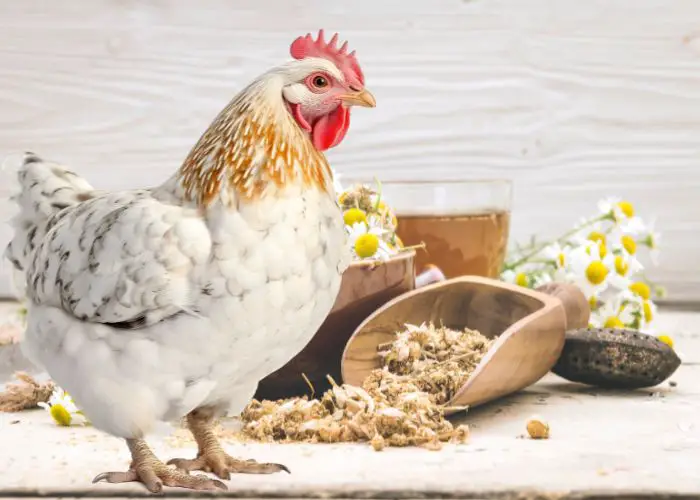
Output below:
[174,72,333,207]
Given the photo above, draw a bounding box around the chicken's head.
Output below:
[281,30,375,151]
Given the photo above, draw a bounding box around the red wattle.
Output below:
[311,105,350,151]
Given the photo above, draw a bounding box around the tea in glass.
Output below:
[379,180,512,279]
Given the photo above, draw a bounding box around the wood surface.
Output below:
[0,1,699,300]
[341,277,590,410]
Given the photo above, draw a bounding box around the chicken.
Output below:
[3,30,375,493]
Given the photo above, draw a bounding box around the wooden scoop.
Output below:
[341,276,590,413]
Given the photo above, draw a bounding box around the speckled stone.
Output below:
[552,327,681,389]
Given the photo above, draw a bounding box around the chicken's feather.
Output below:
[3,153,96,298]
[25,188,212,328]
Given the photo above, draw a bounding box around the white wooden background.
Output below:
[1,0,699,302]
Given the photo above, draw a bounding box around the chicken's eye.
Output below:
[312,75,328,88]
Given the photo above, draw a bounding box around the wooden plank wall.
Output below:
[1,0,699,301]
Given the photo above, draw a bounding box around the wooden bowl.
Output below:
[341,276,590,413]
[254,251,416,401]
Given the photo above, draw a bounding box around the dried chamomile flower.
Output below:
[526,416,550,439]
[232,322,493,451]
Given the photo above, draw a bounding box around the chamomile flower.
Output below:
[339,181,405,262]
[571,221,606,246]
[346,221,392,260]
[590,295,635,329]
[501,269,531,287]
[598,197,632,220]
[641,298,658,327]
[619,286,658,330]
[566,243,610,299]
[38,387,87,427]
[603,251,642,290]
[628,281,652,300]
[343,207,368,227]
[541,242,571,281]
[598,197,647,233]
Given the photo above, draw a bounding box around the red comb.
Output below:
[290,29,364,87]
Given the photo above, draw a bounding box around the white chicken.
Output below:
[3,30,375,492]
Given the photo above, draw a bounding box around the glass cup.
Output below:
[340,178,513,279]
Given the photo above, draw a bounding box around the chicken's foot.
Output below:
[167,406,290,479]
[93,438,227,493]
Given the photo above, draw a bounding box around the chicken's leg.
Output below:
[167,406,289,479]
[93,438,227,493]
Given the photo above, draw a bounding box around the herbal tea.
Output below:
[396,211,511,279]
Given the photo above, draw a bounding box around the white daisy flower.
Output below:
[619,285,658,331]
[367,216,395,260]
[501,269,529,287]
[38,387,87,427]
[346,221,390,260]
[590,295,635,329]
[606,215,650,258]
[570,221,607,248]
[541,242,572,281]
[603,251,643,290]
[542,242,569,268]
[597,197,646,229]
[619,216,648,236]
[566,243,610,300]
[641,297,658,329]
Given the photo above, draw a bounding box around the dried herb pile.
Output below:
[238,322,494,450]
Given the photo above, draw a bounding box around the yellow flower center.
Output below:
[585,261,608,285]
[599,242,608,258]
[557,253,565,267]
[603,316,624,329]
[585,241,607,258]
[49,404,72,426]
[515,272,529,287]
[343,208,367,227]
[629,281,651,300]
[621,235,637,255]
[354,233,379,258]
[617,201,635,218]
[643,300,653,322]
[614,256,629,276]
[588,231,606,244]
[588,296,598,309]
[657,334,674,349]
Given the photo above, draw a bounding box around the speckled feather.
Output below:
[4,56,354,440]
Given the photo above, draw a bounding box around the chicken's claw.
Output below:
[93,438,228,493]
[92,465,227,494]
[172,406,291,480]
[167,454,290,479]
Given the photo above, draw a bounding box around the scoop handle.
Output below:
[535,282,591,330]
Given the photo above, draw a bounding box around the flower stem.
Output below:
[503,214,608,271]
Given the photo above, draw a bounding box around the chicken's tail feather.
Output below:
[2,152,95,297]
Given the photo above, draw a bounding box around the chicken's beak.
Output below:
[339,88,376,108]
